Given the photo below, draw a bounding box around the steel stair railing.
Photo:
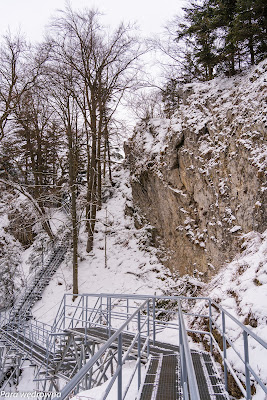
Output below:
[0,318,54,366]
[8,234,69,323]
[1,292,267,399]
[49,294,267,399]
[0,234,69,382]
[209,299,267,400]
[178,299,201,400]
[57,299,150,400]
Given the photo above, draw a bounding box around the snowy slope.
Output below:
[2,61,266,399]
[31,165,176,325]
[204,230,267,336]
[187,229,267,400]
[30,162,266,399]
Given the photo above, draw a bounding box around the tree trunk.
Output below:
[248,17,255,65]
[86,181,97,253]
[71,185,78,300]
[67,123,79,299]
[248,35,255,65]
[106,133,114,186]
[86,98,97,253]
[85,121,91,232]
[97,130,102,210]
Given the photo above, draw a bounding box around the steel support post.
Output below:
[243,331,251,400]
[105,296,108,335]
[147,300,150,358]
[108,297,111,338]
[0,346,3,369]
[179,313,186,391]
[138,311,141,389]
[222,311,228,392]
[153,297,156,345]
[126,298,129,331]
[82,295,85,328]
[88,343,95,389]
[63,295,66,330]
[118,333,122,400]
[209,300,213,354]
[100,296,103,325]
[85,295,88,344]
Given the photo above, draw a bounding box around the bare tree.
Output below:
[0,33,49,141]
[127,89,164,121]
[0,34,24,140]
[0,177,55,240]
[44,54,82,298]
[49,7,145,255]
[39,4,147,296]
[0,8,147,298]
[0,36,57,239]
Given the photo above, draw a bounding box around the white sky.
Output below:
[0,0,186,42]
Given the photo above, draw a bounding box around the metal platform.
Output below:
[1,293,267,399]
[138,351,228,400]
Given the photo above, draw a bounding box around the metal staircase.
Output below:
[8,235,68,322]
[0,234,69,390]
[0,291,267,399]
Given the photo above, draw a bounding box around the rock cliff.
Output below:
[125,61,267,279]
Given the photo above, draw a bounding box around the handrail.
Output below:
[178,299,201,400]
[2,293,267,399]
[57,299,149,400]
[210,299,267,348]
[62,293,211,301]
[209,302,267,398]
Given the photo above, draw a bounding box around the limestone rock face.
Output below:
[125,61,267,279]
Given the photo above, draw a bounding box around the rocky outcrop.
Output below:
[125,61,267,279]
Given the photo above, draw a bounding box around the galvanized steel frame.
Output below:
[1,292,266,399]
[50,293,267,400]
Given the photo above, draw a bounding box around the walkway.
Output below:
[0,293,266,399]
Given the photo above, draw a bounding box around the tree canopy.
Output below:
[175,0,267,80]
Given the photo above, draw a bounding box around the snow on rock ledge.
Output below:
[125,60,267,278]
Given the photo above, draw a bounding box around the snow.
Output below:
[29,172,267,397]
[31,166,174,326]
[191,229,267,395]
[1,61,266,398]
[168,185,187,197]
[2,162,266,399]
[71,361,145,400]
[230,225,242,233]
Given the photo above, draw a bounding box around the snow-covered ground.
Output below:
[69,227,267,400]
[189,229,267,400]
[71,361,146,400]
[1,58,266,397]
[205,230,267,339]
[1,165,176,399]
[2,158,263,399]
[30,165,176,326]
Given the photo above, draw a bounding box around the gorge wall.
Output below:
[125,61,267,279]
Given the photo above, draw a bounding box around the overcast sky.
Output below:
[0,0,186,42]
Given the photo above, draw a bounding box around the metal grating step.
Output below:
[156,354,180,400]
[138,354,181,400]
[192,351,229,400]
